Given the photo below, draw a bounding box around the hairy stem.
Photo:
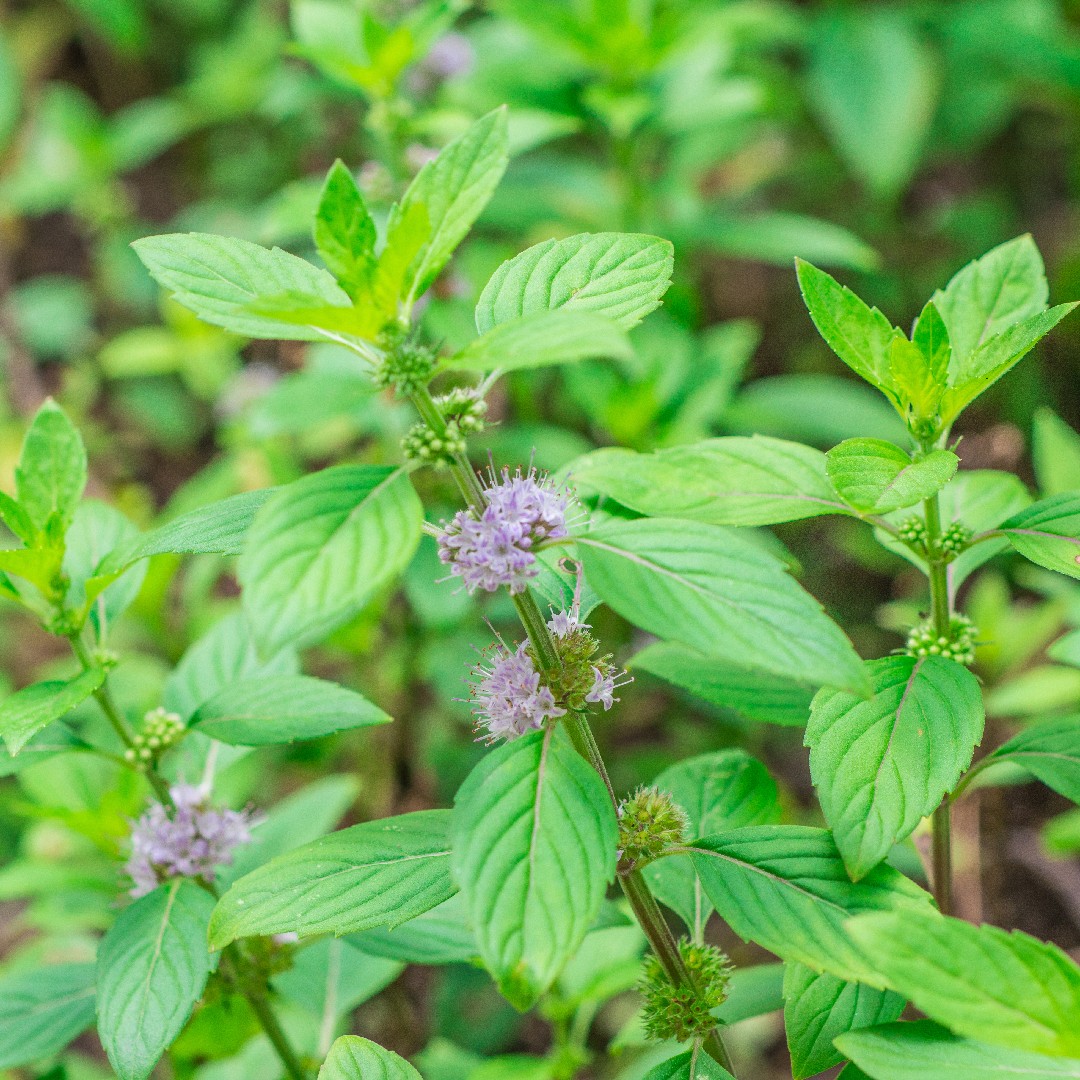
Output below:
[922,493,953,915]
[409,384,737,1075]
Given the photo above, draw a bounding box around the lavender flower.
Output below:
[586,666,618,710]
[437,467,573,595]
[470,640,565,744]
[125,784,261,898]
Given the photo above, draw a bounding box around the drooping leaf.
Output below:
[189,674,389,745]
[796,259,900,396]
[644,749,779,931]
[446,309,632,372]
[571,436,849,526]
[839,1021,1080,1080]
[475,232,673,333]
[807,656,984,879]
[688,826,932,985]
[314,160,377,295]
[238,465,422,656]
[825,440,958,514]
[452,727,618,1010]
[96,880,216,1080]
[15,398,87,533]
[209,810,456,948]
[131,233,353,340]
[783,962,905,1080]
[389,107,509,309]
[999,494,1080,580]
[847,911,1080,1057]
[0,666,105,754]
[630,642,815,727]
[318,1036,423,1080]
[640,1050,736,1080]
[0,963,97,1070]
[576,518,869,696]
[985,716,1080,803]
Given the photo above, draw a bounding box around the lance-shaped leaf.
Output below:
[847,911,1080,1057]
[318,1036,423,1080]
[571,436,849,526]
[796,259,900,396]
[238,465,422,656]
[644,749,779,931]
[131,233,353,340]
[16,398,87,533]
[838,1021,1080,1080]
[475,231,674,333]
[0,963,97,1070]
[445,309,632,372]
[349,894,478,966]
[189,674,389,745]
[314,160,377,295]
[825,439,958,514]
[641,1050,736,1080]
[784,962,905,1080]
[209,810,455,948]
[688,826,932,985]
[0,666,105,754]
[998,494,1080,580]
[96,880,216,1080]
[576,518,869,696]
[982,716,1080,803]
[807,656,984,879]
[452,727,618,1010]
[390,107,509,308]
[630,642,815,727]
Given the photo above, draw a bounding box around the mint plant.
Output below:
[3,105,1080,1080]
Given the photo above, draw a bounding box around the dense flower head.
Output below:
[125,784,261,898]
[437,467,573,594]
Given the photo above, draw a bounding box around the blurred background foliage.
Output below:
[4,0,1080,1077]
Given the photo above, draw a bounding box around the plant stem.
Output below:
[238,959,310,1080]
[922,493,954,915]
[409,385,737,1075]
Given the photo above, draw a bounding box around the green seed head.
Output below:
[617,786,689,867]
[638,939,732,1043]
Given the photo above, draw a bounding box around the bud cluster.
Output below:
[617,786,689,870]
[124,707,185,766]
[435,387,488,433]
[940,522,973,556]
[898,516,928,550]
[639,939,732,1043]
[402,420,467,465]
[374,332,437,396]
[906,613,977,665]
[897,516,972,561]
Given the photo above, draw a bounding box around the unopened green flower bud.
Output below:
[639,939,732,1043]
[617,786,689,869]
[375,334,437,396]
[906,613,977,666]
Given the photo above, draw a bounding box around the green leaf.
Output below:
[688,825,932,985]
[986,716,1080,803]
[846,911,1080,1056]
[630,642,815,727]
[0,963,96,1070]
[796,260,900,396]
[715,962,786,1025]
[209,810,455,948]
[63,501,146,630]
[808,8,937,197]
[576,518,869,696]
[1033,410,1080,497]
[640,1050,735,1080]
[644,749,779,931]
[0,490,34,544]
[826,440,958,514]
[839,1020,1080,1080]
[940,305,1077,424]
[931,236,1049,369]
[390,107,509,309]
[807,656,984,879]
[446,309,632,372]
[238,465,422,656]
[475,232,673,333]
[318,1036,422,1080]
[999,494,1080,580]
[16,398,87,533]
[274,939,402,1020]
[571,436,849,526]
[452,727,618,1010]
[96,880,216,1080]
[131,233,353,340]
[314,160,377,295]
[189,674,389,745]
[911,301,951,388]
[783,962,905,1080]
[0,666,105,754]
[349,894,477,966]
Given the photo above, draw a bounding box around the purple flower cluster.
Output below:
[470,641,565,743]
[125,784,261,898]
[437,468,572,594]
